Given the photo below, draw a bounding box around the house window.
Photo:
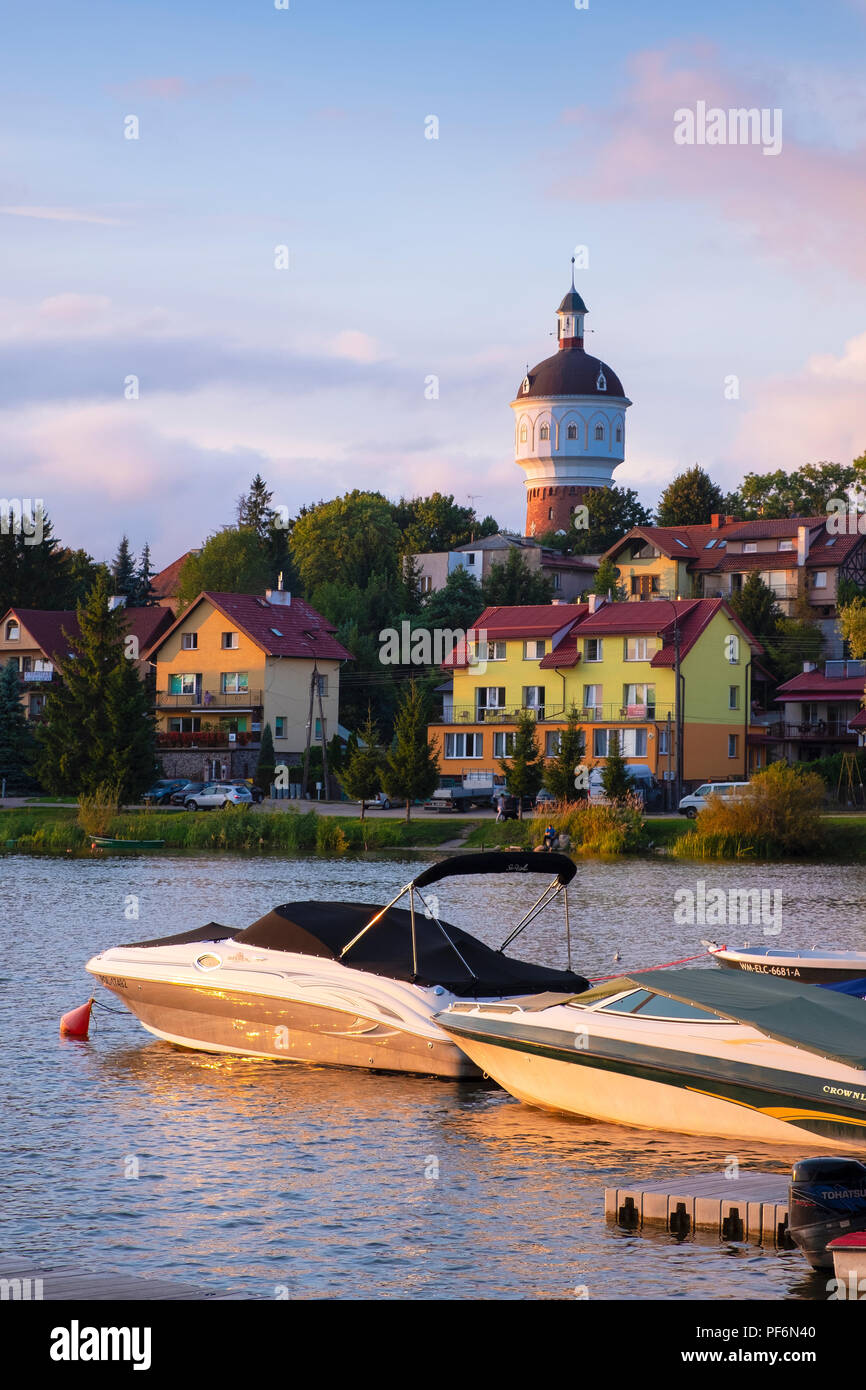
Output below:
[623,683,655,715]
[584,638,603,662]
[444,732,483,758]
[221,672,249,693]
[5,620,19,641]
[658,726,670,755]
[476,686,506,717]
[520,424,528,443]
[567,424,578,440]
[523,685,545,713]
[583,683,602,716]
[728,734,739,758]
[493,731,516,758]
[169,672,199,695]
[552,571,562,590]
[316,674,328,697]
[594,425,605,441]
[778,539,794,551]
[221,631,239,649]
[523,639,547,659]
[420,575,432,594]
[477,640,506,662]
[275,717,287,738]
[813,571,827,589]
[743,543,757,554]
[28,693,46,718]
[594,728,647,757]
[540,425,550,441]
[181,632,198,650]
[545,730,562,756]
[729,685,740,710]
[725,634,740,664]
[624,637,649,661]
[630,575,659,598]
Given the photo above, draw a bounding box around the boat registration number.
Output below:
[98,975,129,990]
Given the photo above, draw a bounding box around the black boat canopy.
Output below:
[628,968,866,1071]
[412,850,576,889]
[235,900,587,998]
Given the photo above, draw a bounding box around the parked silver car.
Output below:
[184,782,254,810]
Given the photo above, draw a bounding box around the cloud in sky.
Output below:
[0,206,125,225]
[556,44,866,280]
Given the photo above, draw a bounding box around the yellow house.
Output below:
[149,590,352,774]
[429,597,765,793]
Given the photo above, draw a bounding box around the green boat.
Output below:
[90,836,165,851]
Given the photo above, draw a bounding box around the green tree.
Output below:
[499,710,544,818]
[237,473,276,541]
[416,567,483,634]
[656,466,725,527]
[0,659,36,793]
[543,708,586,802]
[0,505,79,614]
[36,572,156,801]
[136,543,157,606]
[338,708,384,820]
[728,571,781,643]
[290,491,401,592]
[839,598,866,660]
[481,548,554,606]
[559,485,653,555]
[393,493,498,553]
[382,679,440,821]
[766,619,824,684]
[730,462,866,520]
[601,730,633,802]
[592,556,624,600]
[176,527,272,610]
[111,536,138,600]
[255,721,276,795]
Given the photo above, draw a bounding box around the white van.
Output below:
[677,782,750,818]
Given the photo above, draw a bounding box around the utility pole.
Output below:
[301,667,316,799]
[666,711,673,811]
[315,665,329,799]
[673,609,683,809]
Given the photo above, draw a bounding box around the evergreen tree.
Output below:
[36,572,156,801]
[326,733,345,776]
[255,721,276,795]
[416,566,483,634]
[0,504,77,613]
[481,548,554,607]
[498,709,544,818]
[338,708,384,820]
[136,543,157,606]
[556,485,653,555]
[543,708,586,803]
[728,571,780,643]
[601,730,633,802]
[176,528,272,610]
[592,556,624,600]
[111,535,137,600]
[0,659,36,793]
[382,679,440,822]
[237,473,275,542]
[656,466,725,527]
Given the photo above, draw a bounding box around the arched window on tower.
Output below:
[539,425,549,441]
[520,424,528,443]
[595,424,605,441]
[548,508,554,521]
[567,424,577,441]
[616,426,622,443]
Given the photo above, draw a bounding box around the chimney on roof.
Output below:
[266,589,292,606]
[587,594,606,614]
[710,513,721,529]
[797,525,810,565]
[107,595,127,611]
[725,515,735,524]
[803,660,816,673]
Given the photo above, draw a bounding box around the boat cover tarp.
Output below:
[121,922,236,949]
[413,850,575,889]
[235,901,587,997]
[628,968,866,1071]
[822,977,866,999]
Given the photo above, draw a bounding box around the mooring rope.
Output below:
[589,949,711,982]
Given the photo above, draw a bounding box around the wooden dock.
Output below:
[604,1171,794,1248]
[0,1255,245,1300]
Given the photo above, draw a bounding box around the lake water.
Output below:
[2,850,864,1300]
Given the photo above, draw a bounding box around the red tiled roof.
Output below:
[149,592,353,662]
[151,550,199,604]
[606,517,865,579]
[539,631,582,669]
[6,605,173,662]
[716,552,800,572]
[575,597,763,662]
[775,670,866,701]
[441,603,588,669]
[849,708,866,729]
[806,531,863,566]
[723,517,826,539]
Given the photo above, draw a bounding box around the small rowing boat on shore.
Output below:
[90,836,165,851]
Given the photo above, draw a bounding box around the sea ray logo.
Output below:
[49,1321,152,1371]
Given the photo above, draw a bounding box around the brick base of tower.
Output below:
[525,483,597,538]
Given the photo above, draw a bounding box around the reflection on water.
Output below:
[4,850,865,1298]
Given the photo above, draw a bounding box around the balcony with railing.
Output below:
[435,702,675,725]
[155,729,259,748]
[155,687,263,710]
[756,719,858,743]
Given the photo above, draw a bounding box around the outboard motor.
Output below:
[789,1157,866,1270]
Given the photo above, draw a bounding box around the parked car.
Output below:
[365,792,406,810]
[168,780,206,805]
[184,782,254,810]
[535,788,556,809]
[228,778,264,804]
[494,794,536,821]
[678,781,751,818]
[588,765,664,810]
[143,778,188,806]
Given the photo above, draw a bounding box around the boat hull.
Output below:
[439,1019,866,1150]
[88,966,479,1079]
[711,948,866,984]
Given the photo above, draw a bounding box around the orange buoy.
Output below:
[60,998,94,1038]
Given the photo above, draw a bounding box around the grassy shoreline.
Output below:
[2,806,866,860]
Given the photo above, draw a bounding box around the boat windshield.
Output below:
[579,988,724,1021]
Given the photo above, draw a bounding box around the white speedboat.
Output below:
[85,852,587,1079]
[705,940,866,984]
[436,968,866,1148]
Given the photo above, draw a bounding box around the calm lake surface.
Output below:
[3,850,865,1300]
